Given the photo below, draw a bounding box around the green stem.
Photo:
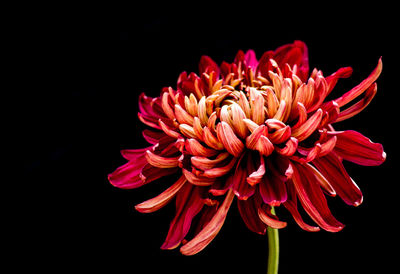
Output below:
[267,207,279,274]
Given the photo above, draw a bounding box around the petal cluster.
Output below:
[109,41,385,255]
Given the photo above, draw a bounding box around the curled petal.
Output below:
[182,169,216,186]
[159,119,181,139]
[185,138,218,157]
[269,125,291,144]
[291,109,323,142]
[247,154,266,186]
[162,92,176,120]
[135,176,187,213]
[179,124,197,139]
[216,121,245,157]
[203,127,224,150]
[275,137,298,156]
[258,204,287,229]
[230,103,249,138]
[180,189,235,255]
[202,157,237,178]
[191,152,231,170]
[145,150,181,168]
[246,125,267,149]
[232,154,255,200]
[175,104,194,125]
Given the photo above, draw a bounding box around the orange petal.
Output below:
[175,104,194,125]
[185,138,218,157]
[216,121,245,157]
[203,127,225,150]
[202,157,237,178]
[291,109,323,142]
[135,175,187,213]
[191,152,231,170]
[145,150,181,168]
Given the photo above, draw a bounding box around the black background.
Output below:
[21,4,399,274]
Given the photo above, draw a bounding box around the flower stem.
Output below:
[267,207,279,274]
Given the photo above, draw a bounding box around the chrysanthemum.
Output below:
[108,41,385,259]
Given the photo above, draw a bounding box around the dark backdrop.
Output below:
[22,5,398,274]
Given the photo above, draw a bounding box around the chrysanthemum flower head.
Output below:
[109,41,385,255]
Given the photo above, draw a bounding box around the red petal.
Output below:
[328,130,386,166]
[283,183,320,232]
[199,55,220,76]
[325,66,353,95]
[334,58,382,108]
[291,162,344,232]
[312,152,363,206]
[238,193,267,234]
[180,189,235,255]
[161,184,205,250]
[335,83,377,123]
[232,153,255,200]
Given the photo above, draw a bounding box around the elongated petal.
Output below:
[145,150,180,168]
[175,104,194,125]
[216,121,245,157]
[283,183,320,232]
[191,152,231,170]
[182,168,215,186]
[108,157,147,189]
[202,157,237,178]
[238,194,267,234]
[291,162,344,232]
[185,138,218,157]
[335,83,377,123]
[334,58,382,107]
[291,109,323,142]
[203,127,225,150]
[232,154,255,200]
[135,176,187,213]
[305,163,336,196]
[161,184,204,250]
[180,189,235,255]
[329,130,386,166]
[312,152,363,206]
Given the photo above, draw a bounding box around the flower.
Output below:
[108,41,386,256]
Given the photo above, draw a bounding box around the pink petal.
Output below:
[180,189,235,255]
[245,49,258,70]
